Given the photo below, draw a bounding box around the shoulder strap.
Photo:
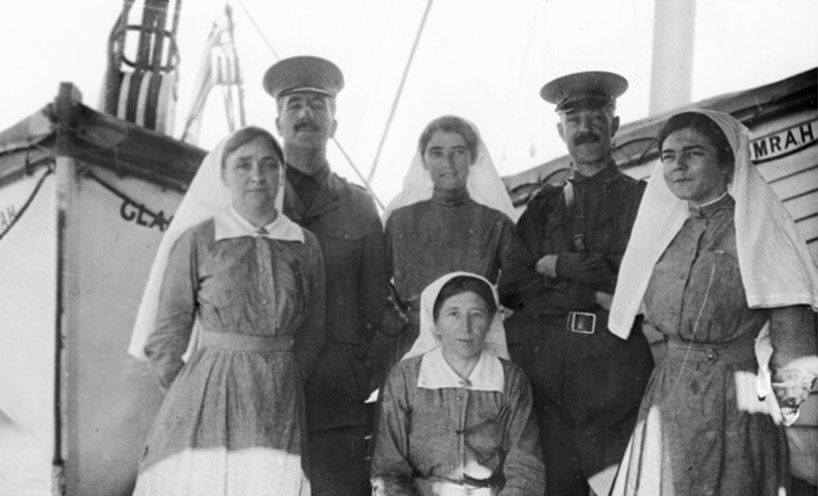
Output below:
[562,180,587,253]
[563,180,577,219]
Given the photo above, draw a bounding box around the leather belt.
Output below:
[566,311,597,334]
[200,330,293,352]
[416,474,499,492]
[531,310,602,335]
[665,336,755,365]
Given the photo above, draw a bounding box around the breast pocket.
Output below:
[464,403,507,463]
[323,226,367,281]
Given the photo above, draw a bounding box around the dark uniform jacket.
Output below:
[500,161,645,315]
[498,161,654,482]
[285,165,389,431]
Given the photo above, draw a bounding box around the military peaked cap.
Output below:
[263,55,344,99]
[540,71,628,112]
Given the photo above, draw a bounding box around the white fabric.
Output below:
[417,346,504,393]
[214,206,303,242]
[128,127,303,360]
[383,118,518,221]
[403,271,509,361]
[609,108,818,340]
[132,446,309,496]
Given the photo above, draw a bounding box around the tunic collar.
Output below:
[417,347,504,393]
[567,161,622,185]
[285,166,342,220]
[289,161,331,188]
[431,186,470,206]
[214,206,304,242]
[688,192,734,219]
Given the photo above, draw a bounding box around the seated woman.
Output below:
[608,109,818,496]
[371,272,545,495]
[128,127,325,495]
[371,115,535,387]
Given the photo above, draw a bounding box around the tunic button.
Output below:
[704,350,716,362]
[456,395,462,401]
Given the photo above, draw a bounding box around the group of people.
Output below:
[127,55,818,496]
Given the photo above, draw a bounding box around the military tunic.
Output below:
[499,162,654,495]
[285,165,389,495]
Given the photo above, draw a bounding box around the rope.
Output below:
[150,0,169,72]
[500,0,541,164]
[134,0,157,69]
[170,0,183,40]
[0,167,55,244]
[366,0,434,184]
[104,0,182,129]
[104,1,136,114]
[332,138,384,210]
[234,0,281,60]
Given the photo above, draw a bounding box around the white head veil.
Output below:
[128,127,304,360]
[383,116,518,222]
[402,271,509,361]
[609,109,818,339]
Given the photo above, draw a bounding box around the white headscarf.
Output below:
[128,127,304,360]
[402,271,509,361]
[609,109,818,339]
[383,116,518,222]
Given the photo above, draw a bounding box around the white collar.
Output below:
[214,207,304,243]
[688,190,729,212]
[417,347,504,393]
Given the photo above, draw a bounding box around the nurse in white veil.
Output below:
[609,109,818,496]
[129,126,325,496]
[370,272,545,495]
[370,115,537,389]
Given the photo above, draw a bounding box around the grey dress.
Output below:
[612,195,816,496]
[371,352,546,495]
[134,218,325,495]
[378,188,533,375]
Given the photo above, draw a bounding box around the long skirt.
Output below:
[611,341,789,496]
[133,346,309,496]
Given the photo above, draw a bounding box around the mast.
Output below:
[649,0,696,114]
[181,3,247,143]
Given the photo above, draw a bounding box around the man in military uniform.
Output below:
[499,71,654,496]
[264,55,388,496]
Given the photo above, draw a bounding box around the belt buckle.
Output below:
[567,311,596,334]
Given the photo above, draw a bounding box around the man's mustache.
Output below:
[574,133,600,145]
[295,121,320,131]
